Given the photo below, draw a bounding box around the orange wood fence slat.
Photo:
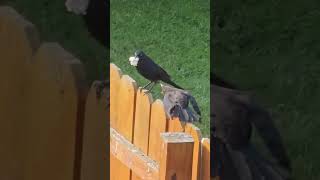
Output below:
[148,100,167,163]
[114,75,138,180]
[109,63,124,180]
[132,88,153,180]
[167,118,186,132]
[110,63,122,127]
[186,124,203,180]
[110,127,159,180]
[159,133,194,180]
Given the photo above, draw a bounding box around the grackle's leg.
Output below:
[142,81,154,90]
[147,82,157,92]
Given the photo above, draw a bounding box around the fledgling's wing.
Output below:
[188,94,201,116]
[161,86,200,123]
[170,105,188,122]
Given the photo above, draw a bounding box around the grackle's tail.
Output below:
[163,79,184,90]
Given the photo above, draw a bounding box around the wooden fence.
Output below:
[110,63,211,180]
[0,6,107,180]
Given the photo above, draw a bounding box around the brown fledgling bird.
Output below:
[161,84,201,123]
[211,73,292,180]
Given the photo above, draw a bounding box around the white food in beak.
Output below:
[129,56,139,66]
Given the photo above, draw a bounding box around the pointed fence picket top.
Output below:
[110,63,122,127]
[131,88,153,180]
[149,100,167,163]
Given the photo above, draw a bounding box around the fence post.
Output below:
[159,132,194,180]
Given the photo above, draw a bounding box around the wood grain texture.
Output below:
[185,124,202,180]
[148,100,167,163]
[110,128,159,180]
[167,117,186,132]
[132,88,153,180]
[109,63,124,180]
[159,133,194,180]
[113,75,137,180]
[110,63,122,127]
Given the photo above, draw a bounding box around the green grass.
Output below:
[214,0,320,179]
[110,0,210,136]
[2,0,107,82]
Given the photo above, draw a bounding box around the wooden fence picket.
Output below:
[148,100,167,163]
[186,124,203,180]
[167,117,186,132]
[109,64,123,180]
[110,63,122,127]
[113,75,138,180]
[159,133,194,180]
[131,88,153,180]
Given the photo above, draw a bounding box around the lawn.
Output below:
[214,0,320,179]
[1,0,107,82]
[110,0,210,136]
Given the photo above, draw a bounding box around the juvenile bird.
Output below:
[211,76,292,180]
[161,84,201,123]
[129,50,184,91]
